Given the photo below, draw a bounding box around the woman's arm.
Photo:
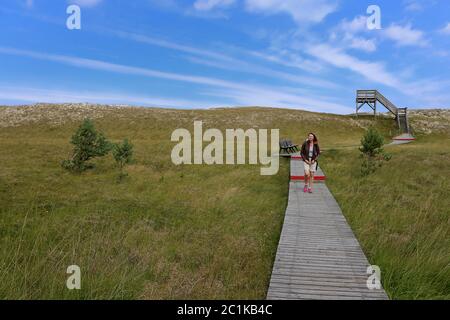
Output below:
[312,144,320,162]
[300,141,307,160]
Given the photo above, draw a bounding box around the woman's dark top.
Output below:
[301,140,320,161]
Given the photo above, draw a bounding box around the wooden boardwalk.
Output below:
[390,133,416,145]
[267,158,388,300]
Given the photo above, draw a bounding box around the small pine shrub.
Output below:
[359,127,391,176]
[62,119,111,172]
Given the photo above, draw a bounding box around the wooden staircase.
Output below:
[356,90,411,134]
[396,107,409,134]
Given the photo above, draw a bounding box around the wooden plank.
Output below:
[268,290,385,301]
[271,274,372,284]
[268,284,380,297]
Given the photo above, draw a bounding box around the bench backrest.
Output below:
[279,139,288,147]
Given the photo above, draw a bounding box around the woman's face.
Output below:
[308,134,314,142]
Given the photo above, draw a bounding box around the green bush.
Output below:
[62,119,111,172]
[359,127,391,176]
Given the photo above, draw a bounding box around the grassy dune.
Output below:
[0,104,448,299]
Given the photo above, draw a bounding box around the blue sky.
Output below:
[0,0,449,113]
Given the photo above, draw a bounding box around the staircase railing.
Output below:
[356,90,411,133]
[357,90,398,115]
[375,91,398,115]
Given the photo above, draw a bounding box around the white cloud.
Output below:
[331,16,377,53]
[68,0,103,8]
[347,36,377,52]
[306,44,400,88]
[192,0,337,23]
[384,24,427,47]
[339,15,368,34]
[244,0,337,24]
[332,17,427,51]
[404,0,423,12]
[193,0,236,11]
[440,23,450,35]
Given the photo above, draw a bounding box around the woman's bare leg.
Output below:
[304,170,309,188]
[309,172,314,190]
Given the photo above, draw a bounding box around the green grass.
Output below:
[321,133,450,299]
[0,105,448,299]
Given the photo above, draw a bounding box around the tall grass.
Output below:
[0,106,448,299]
[321,133,450,299]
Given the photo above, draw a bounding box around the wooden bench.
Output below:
[279,139,299,155]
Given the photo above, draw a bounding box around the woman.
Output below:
[300,133,320,193]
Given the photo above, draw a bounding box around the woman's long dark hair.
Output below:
[307,132,319,145]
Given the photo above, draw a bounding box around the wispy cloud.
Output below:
[0,47,238,89]
[384,24,428,47]
[338,15,368,34]
[305,42,450,105]
[306,43,399,88]
[244,0,337,25]
[346,36,377,52]
[183,54,337,89]
[193,0,236,11]
[440,23,450,35]
[3,1,449,111]
[113,30,233,62]
[232,46,325,73]
[331,17,428,52]
[201,86,352,113]
[403,0,423,12]
[68,0,103,8]
[330,16,377,53]
[0,85,220,108]
[111,30,336,88]
[191,0,338,24]
[0,47,350,112]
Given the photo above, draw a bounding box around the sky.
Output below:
[0,0,449,114]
